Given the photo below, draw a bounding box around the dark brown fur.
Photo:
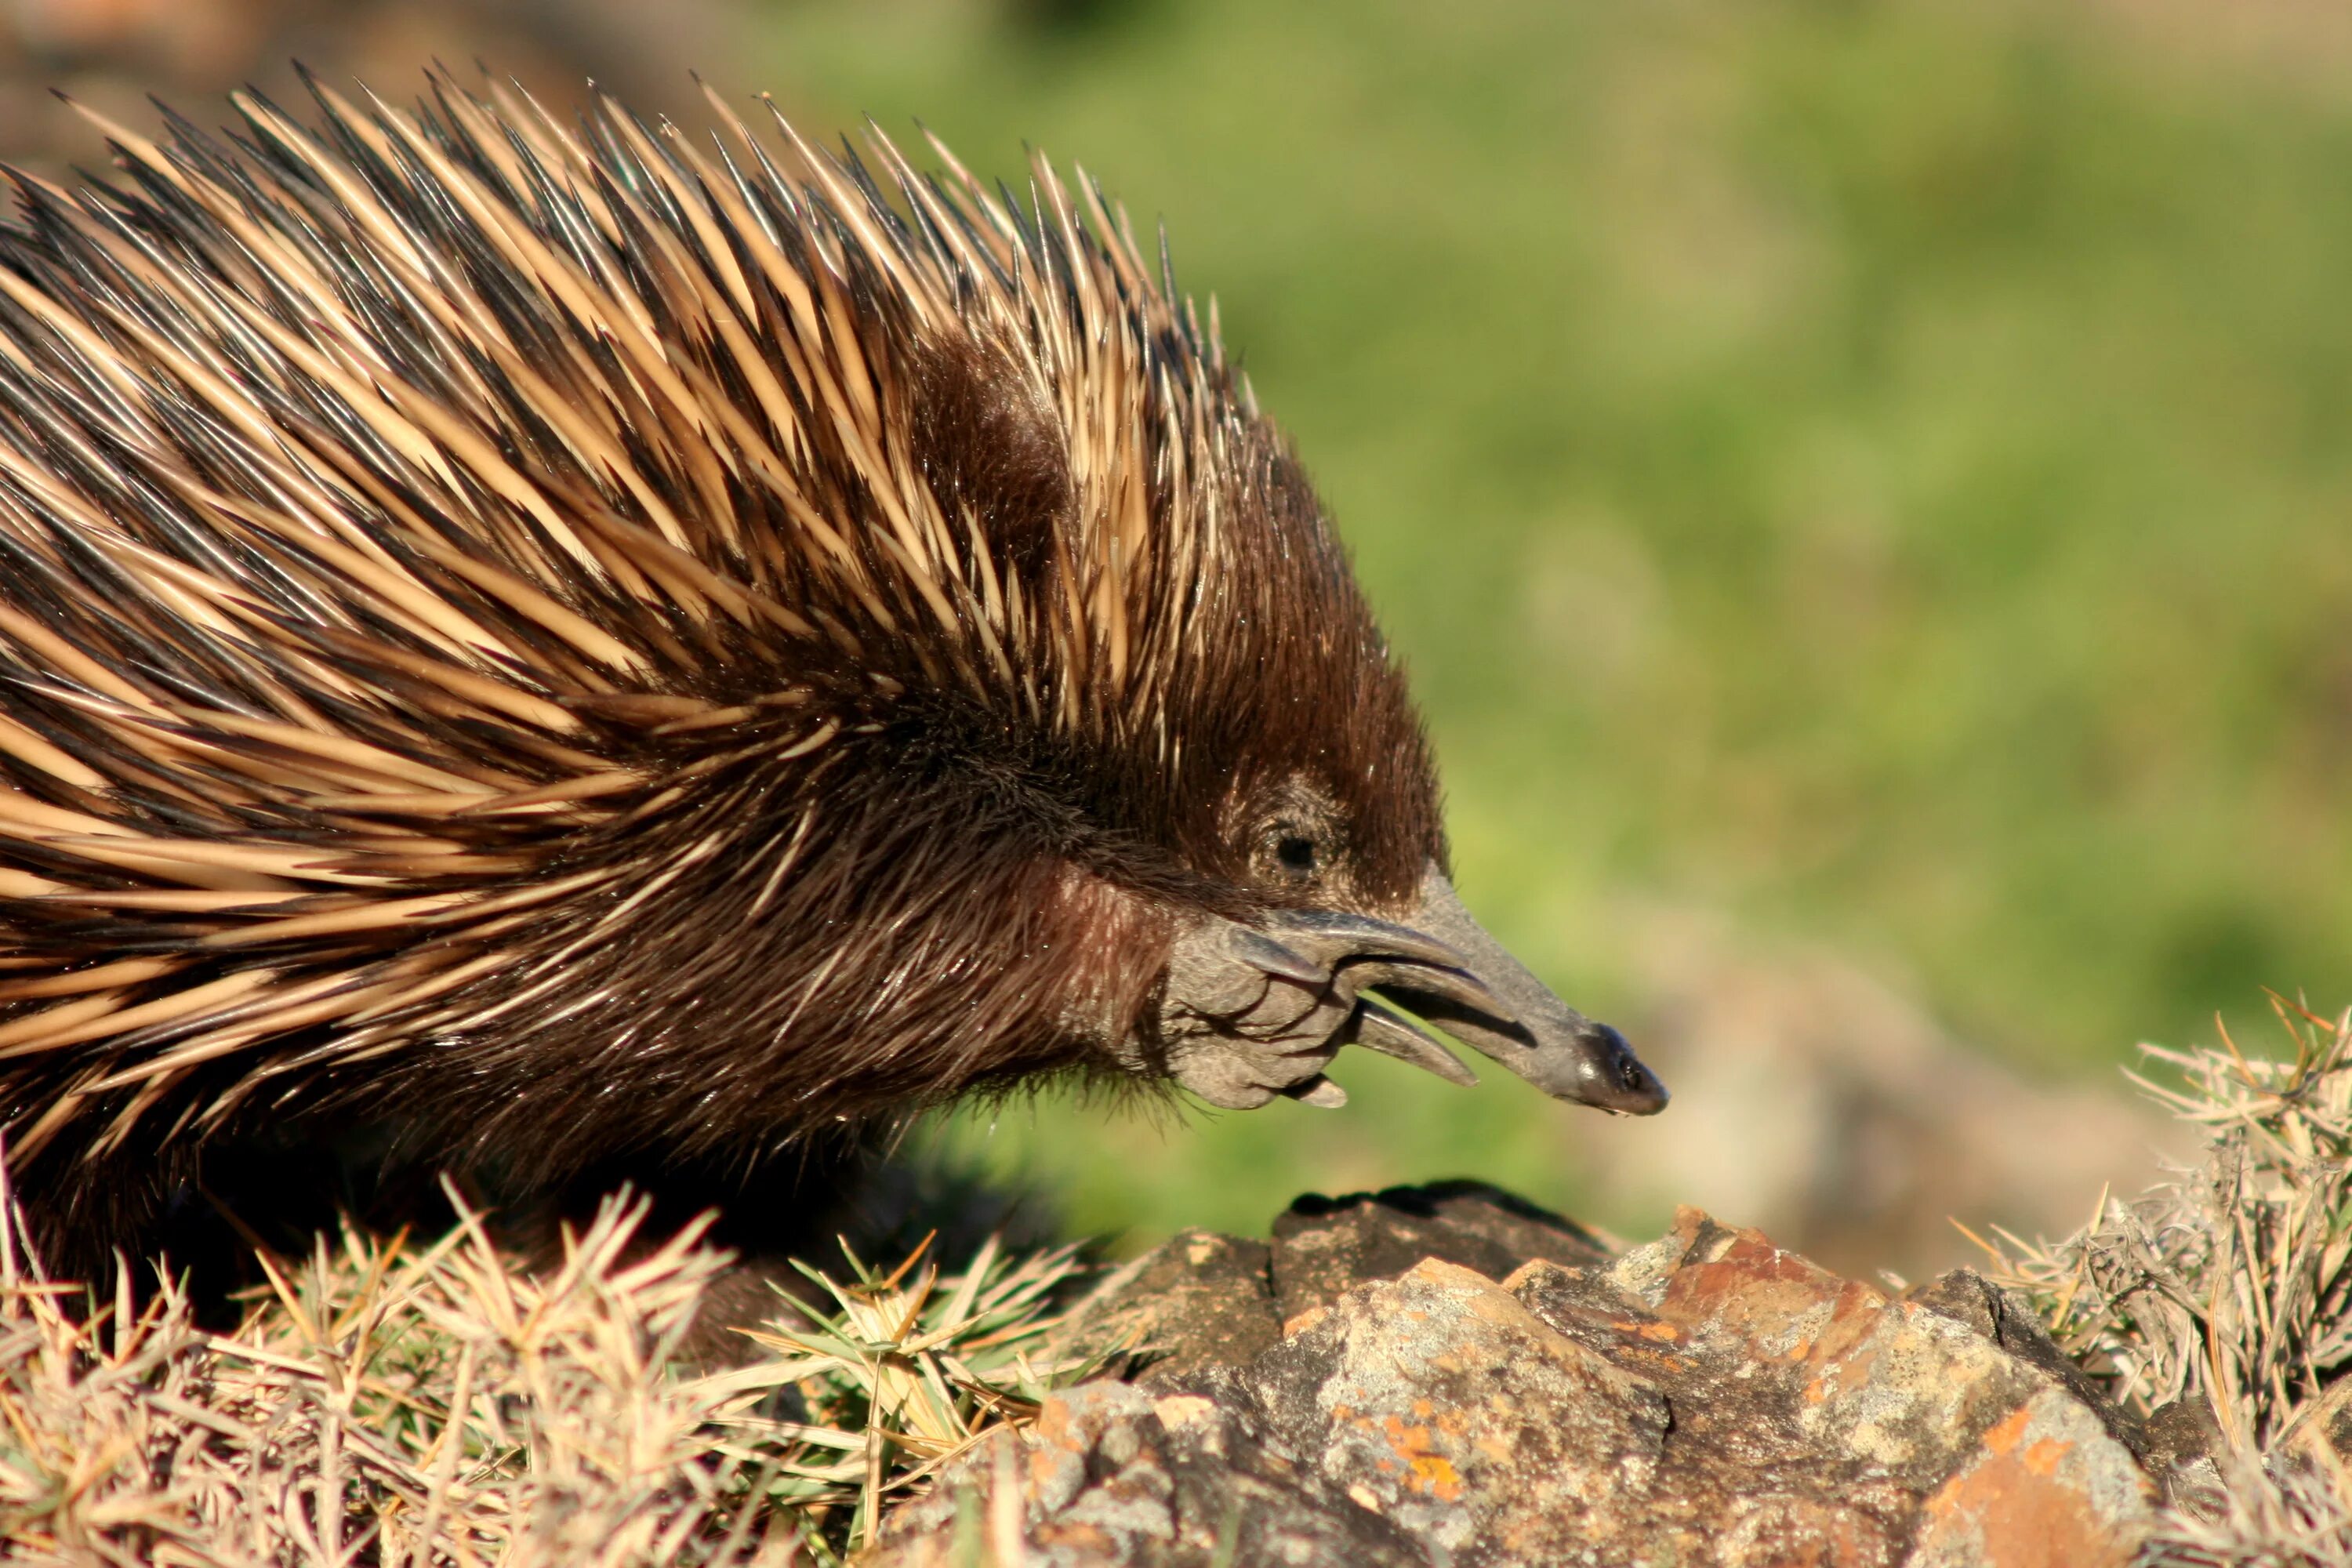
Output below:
[0,72,1445,1279]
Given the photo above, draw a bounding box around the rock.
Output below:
[1907,1399,2158,1568]
[1056,1229,1283,1381]
[1587,1210,2155,1566]
[880,1191,2163,1567]
[2143,1397,2230,1515]
[1269,1178,1612,1321]
[2142,1397,2226,1475]
[880,1381,1426,1568]
[1230,1256,1671,1563]
[1904,1268,2150,1465]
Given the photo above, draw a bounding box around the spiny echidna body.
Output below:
[0,70,1664,1276]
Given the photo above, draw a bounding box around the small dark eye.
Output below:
[1276,835,1319,878]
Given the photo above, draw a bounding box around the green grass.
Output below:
[728,0,2352,1243]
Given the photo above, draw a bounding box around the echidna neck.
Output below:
[360,720,1210,1181]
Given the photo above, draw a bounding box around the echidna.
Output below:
[0,69,1664,1276]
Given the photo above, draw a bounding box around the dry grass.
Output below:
[1987,996,2352,1566]
[0,1171,1097,1566]
[21,1007,2352,1567]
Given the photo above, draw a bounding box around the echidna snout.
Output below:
[1145,862,1668,1114]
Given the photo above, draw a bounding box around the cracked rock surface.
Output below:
[880,1185,2158,1567]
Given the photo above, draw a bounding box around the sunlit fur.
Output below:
[0,70,1443,1270]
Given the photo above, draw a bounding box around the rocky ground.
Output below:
[878,1183,2180,1568]
[9,1022,2350,1566]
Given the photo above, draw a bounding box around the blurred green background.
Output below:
[738,0,2352,1244]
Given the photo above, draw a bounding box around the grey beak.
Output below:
[1380,867,1668,1116]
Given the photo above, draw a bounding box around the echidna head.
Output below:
[1025,428,1668,1120]
[1154,792,1672,1118]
